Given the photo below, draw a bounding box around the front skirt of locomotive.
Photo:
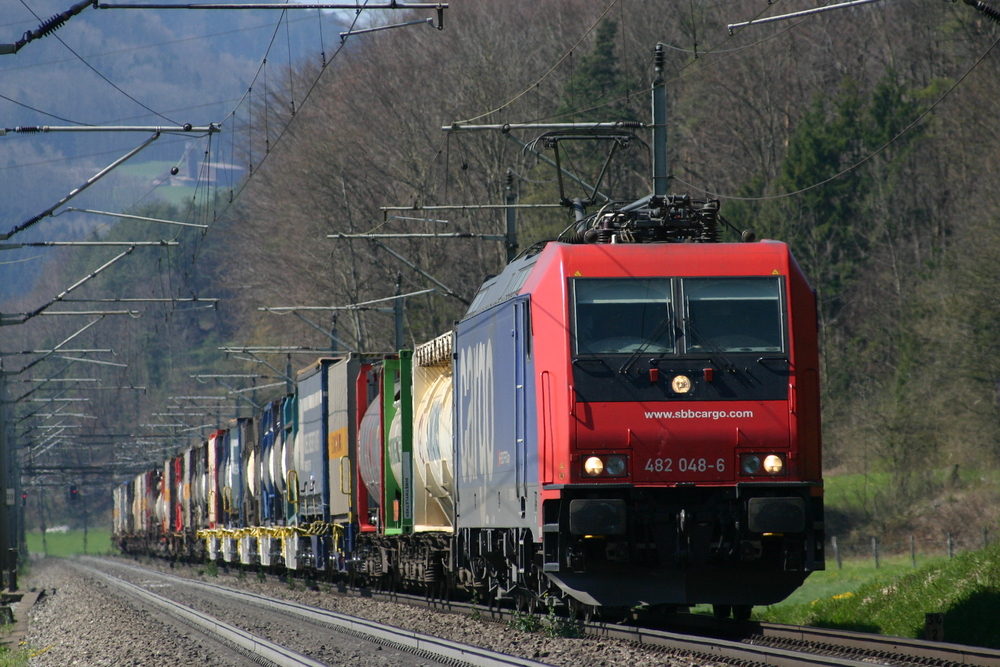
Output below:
[542,484,824,608]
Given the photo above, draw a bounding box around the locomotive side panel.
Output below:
[455,296,538,531]
[786,257,822,482]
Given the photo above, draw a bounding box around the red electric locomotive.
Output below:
[112,203,823,622]
[452,197,824,618]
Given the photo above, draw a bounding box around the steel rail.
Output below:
[88,557,1000,667]
[98,2,446,8]
[298,583,1000,667]
[90,558,552,667]
[70,561,326,666]
[755,621,1000,667]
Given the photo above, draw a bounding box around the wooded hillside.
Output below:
[12,1,1000,535]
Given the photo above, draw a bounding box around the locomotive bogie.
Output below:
[540,485,822,607]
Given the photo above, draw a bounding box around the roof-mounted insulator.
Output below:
[965,0,1000,24]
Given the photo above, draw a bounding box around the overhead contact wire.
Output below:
[675,30,1000,202]
[285,8,295,117]
[213,2,370,214]
[0,91,87,125]
[505,2,797,126]
[453,0,621,125]
[17,0,180,125]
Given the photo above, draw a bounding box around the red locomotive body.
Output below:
[507,239,823,612]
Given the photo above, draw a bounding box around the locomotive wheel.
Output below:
[733,605,752,622]
[712,604,732,620]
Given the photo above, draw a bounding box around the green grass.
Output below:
[823,467,1000,514]
[752,557,942,623]
[24,529,113,558]
[0,642,31,667]
[755,543,1000,648]
[823,470,892,511]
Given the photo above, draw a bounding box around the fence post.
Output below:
[910,535,916,567]
[871,536,880,569]
[831,536,842,569]
[984,526,990,549]
[947,533,954,559]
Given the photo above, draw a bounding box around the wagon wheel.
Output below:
[567,597,594,622]
[514,588,538,614]
[485,572,503,611]
[469,556,489,585]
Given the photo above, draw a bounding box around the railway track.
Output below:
[583,618,1000,667]
[82,556,1000,667]
[747,622,1000,666]
[272,574,1000,667]
[69,559,325,667]
[76,557,550,667]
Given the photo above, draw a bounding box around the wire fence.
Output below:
[827,527,994,569]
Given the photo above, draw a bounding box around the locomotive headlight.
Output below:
[671,374,692,393]
[604,455,627,476]
[763,454,784,474]
[740,454,762,475]
[583,456,604,476]
[740,453,786,476]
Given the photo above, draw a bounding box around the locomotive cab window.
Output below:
[573,278,674,354]
[682,277,784,353]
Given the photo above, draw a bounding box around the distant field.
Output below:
[24,529,113,558]
[823,467,1000,518]
[114,160,200,207]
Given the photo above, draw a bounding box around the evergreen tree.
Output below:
[559,19,627,119]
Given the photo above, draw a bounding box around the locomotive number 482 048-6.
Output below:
[644,457,726,473]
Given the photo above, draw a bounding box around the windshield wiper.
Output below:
[618,308,676,375]
[681,315,738,374]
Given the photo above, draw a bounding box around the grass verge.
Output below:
[755,542,1000,648]
[0,642,31,667]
